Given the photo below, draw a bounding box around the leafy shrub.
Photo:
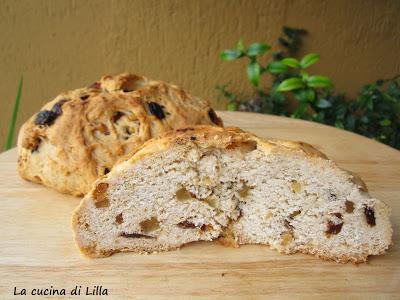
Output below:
[217,27,400,149]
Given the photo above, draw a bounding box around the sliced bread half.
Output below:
[72,126,392,263]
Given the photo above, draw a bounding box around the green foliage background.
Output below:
[218,27,400,149]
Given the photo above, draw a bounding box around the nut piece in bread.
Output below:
[72,126,392,263]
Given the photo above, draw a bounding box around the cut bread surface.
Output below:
[72,126,392,263]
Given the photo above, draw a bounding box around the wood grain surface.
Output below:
[0,111,399,299]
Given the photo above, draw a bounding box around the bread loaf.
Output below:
[17,73,222,196]
[72,126,392,263]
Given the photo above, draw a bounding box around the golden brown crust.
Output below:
[17,73,222,196]
[120,125,329,168]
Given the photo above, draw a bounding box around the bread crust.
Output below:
[114,125,328,168]
[17,73,222,196]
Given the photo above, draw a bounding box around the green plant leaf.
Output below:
[313,111,325,122]
[304,89,315,102]
[300,70,309,82]
[266,61,288,74]
[345,114,355,130]
[300,53,320,69]
[281,57,300,68]
[315,98,332,108]
[220,49,242,61]
[366,97,373,110]
[5,77,23,150]
[294,89,315,102]
[271,91,286,104]
[307,75,332,88]
[247,43,271,57]
[236,38,245,52]
[335,120,344,129]
[380,119,392,126]
[227,102,237,111]
[360,116,369,124]
[291,101,308,119]
[276,77,305,92]
[247,62,261,87]
[216,83,236,103]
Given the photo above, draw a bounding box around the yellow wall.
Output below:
[1,0,400,147]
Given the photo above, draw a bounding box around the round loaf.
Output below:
[17,73,223,196]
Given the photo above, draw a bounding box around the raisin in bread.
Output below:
[72,126,392,263]
[17,73,222,196]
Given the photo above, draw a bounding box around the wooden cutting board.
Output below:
[0,111,399,299]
